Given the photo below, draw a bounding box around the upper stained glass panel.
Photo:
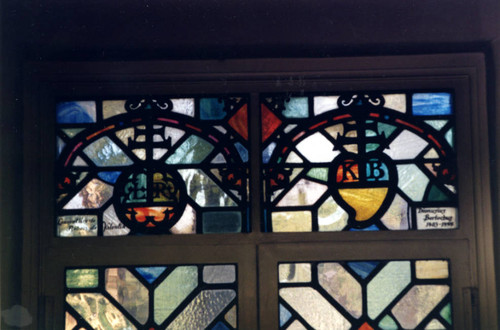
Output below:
[262,92,457,232]
[56,96,249,236]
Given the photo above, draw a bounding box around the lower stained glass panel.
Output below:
[278,260,452,329]
[65,264,238,329]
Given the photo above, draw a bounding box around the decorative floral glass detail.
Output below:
[262,92,457,231]
[56,97,249,236]
[65,264,238,329]
[278,260,452,329]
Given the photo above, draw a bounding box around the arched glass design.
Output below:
[56,96,249,236]
[261,92,457,232]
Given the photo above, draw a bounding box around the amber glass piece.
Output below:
[338,188,388,221]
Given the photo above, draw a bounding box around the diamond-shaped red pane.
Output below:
[261,104,282,142]
[228,104,248,140]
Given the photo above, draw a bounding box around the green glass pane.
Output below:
[166,135,214,164]
[83,136,133,167]
[306,167,329,182]
[168,289,236,329]
[379,314,398,329]
[66,293,136,329]
[179,169,236,207]
[203,265,236,284]
[367,261,411,319]
[66,269,98,289]
[154,266,198,324]
[283,97,308,118]
[61,128,86,138]
[440,303,452,325]
[202,211,242,233]
[427,185,450,202]
[105,268,149,324]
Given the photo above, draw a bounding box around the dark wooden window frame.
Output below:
[23,54,497,329]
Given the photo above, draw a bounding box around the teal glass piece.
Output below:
[377,122,397,139]
[306,168,329,182]
[283,97,309,118]
[412,93,452,116]
[234,142,248,162]
[427,185,450,202]
[366,160,389,181]
[212,322,230,330]
[200,98,226,120]
[379,314,398,329]
[121,172,147,203]
[97,171,121,184]
[154,266,198,324]
[166,135,214,164]
[424,120,448,131]
[203,265,236,284]
[367,261,411,319]
[135,267,167,284]
[445,128,454,148]
[57,101,96,123]
[280,304,292,326]
[440,303,452,325]
[83,136,133,167]
[349,224,379,231]
[347,261,379,279]
[66,269,99,289]
[262,142,276,164]
[202,211,242,233]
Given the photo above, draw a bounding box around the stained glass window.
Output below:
[262,92,457,232]
[278,260,452,329]
[65,264,238,329]
[56,97,249,236]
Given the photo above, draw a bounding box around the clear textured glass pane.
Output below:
[66,293,136,329]
[283,97,308,118]
[167,290,236,329]
[279,263,311,283]
[416,260,449,279]
[63,179,113,210]
[272,211,312,232]
[83,136,133,167]
[203,265,236,284]
[277,179,328,207]
[57,215,98,237]
[166,135,215,164]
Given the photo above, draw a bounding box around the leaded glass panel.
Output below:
[278,260,452,329]
[56,97,249,236]
[65,264,238,329]
[262,92,457,232]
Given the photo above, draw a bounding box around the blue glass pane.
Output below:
[200,98,226,120]
[212,322,230,330]
[135,267,167,283]
[97,171,121,184]
[57,101,96,123]
[283,97,309,118]
[349,224,380,231]
[262,142,276,164]
[347,261,379,279]
[412,93,452,116]
[279,304,292,326]
[202,211,242,233]
[234,142,248,162]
